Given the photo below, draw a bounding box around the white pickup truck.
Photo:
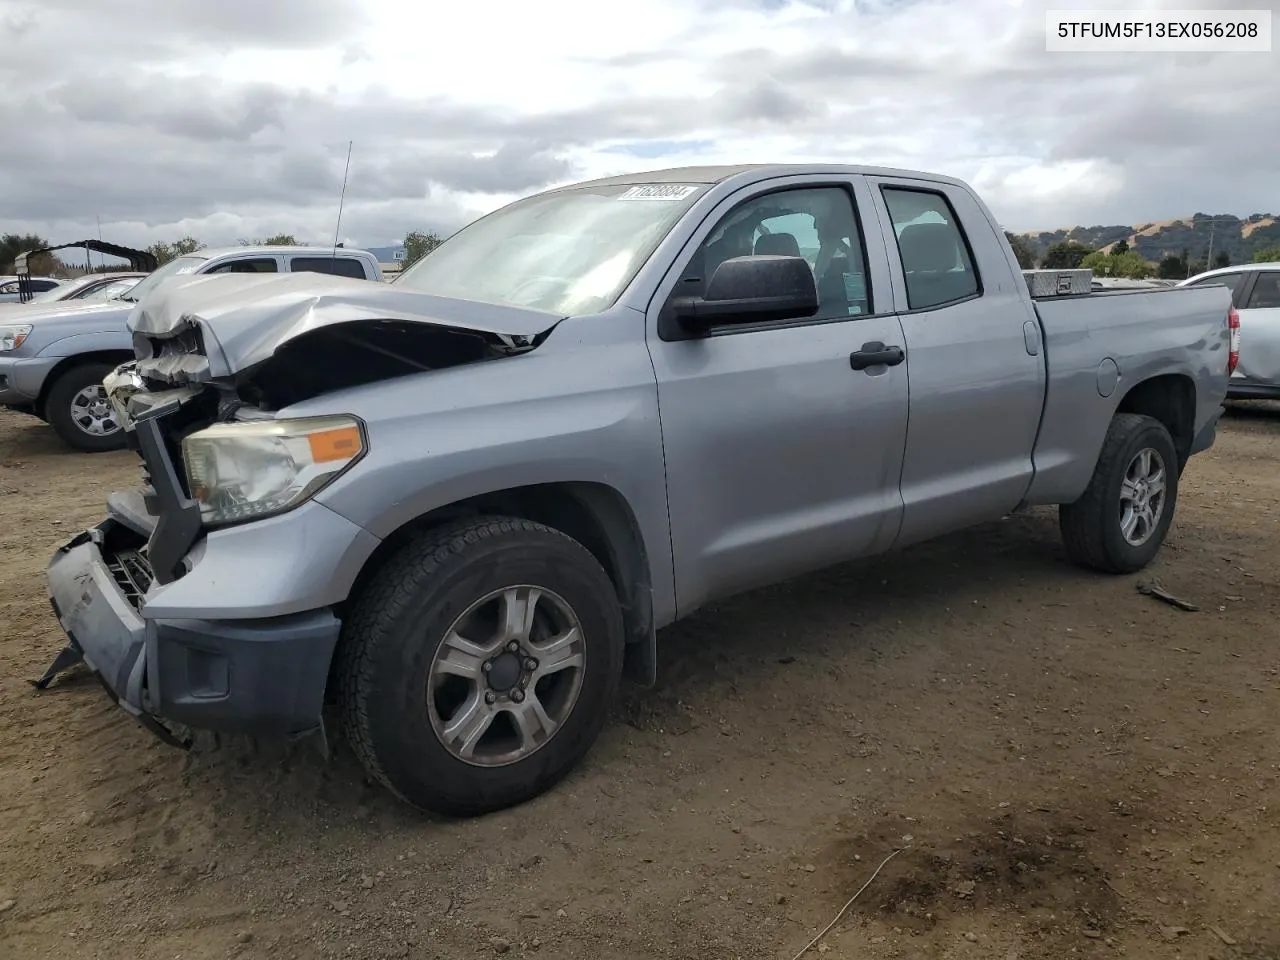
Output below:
[0,245,382,451]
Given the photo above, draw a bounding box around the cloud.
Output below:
[0,0,1273,253]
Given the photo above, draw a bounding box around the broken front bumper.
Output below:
[45,517,343,743]
[39,376,380,746]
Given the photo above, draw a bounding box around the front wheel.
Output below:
[336,516,625,817]
[1060,412,1179,574]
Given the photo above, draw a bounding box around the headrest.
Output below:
[754,233,802,258]
[897,222,960,273]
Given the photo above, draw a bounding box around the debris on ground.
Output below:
[1208,924,1238,946]
[1137,582,1199,611]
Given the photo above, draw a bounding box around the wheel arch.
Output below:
[1113,372,1196,469]
[333,480,657,690]
[35,350,135,419]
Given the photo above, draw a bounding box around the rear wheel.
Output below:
[44,362,127,452]
[336,516,624,817]
[1060,412,1179,574]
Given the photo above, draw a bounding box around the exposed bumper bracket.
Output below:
[134,711,194,750]
[133,411,202,585]
[29,641,85,690]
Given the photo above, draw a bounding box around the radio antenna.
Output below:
[332,140,353,257]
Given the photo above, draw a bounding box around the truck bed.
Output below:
[1023,283,1234,505]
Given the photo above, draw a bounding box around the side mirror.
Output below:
[671,255,819,330]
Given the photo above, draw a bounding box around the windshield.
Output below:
[120,256,206,302]
[395,182,706,315]
[87,278,141,301]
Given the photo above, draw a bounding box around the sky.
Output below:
[1,0,1275,254]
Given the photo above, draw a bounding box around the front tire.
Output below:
[1060,412,1179,574]
[336,516,625,817]
[44,362,127,452]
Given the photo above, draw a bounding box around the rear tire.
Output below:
[44,362,127,453]
[1060,412,1179,574]
[336,516,624,817]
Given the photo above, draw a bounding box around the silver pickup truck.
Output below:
[0,246,382,451]
[37,164,1234,817]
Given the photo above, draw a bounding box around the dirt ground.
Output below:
[3,403,1280,960]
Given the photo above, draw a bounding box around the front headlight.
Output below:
[0,324,32,352]
[181,415,366,525]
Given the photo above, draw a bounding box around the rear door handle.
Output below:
[849,342,905,371]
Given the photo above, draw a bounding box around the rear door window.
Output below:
[207,258,278,274]
[1245,272,1280,309]
[67,280,104,299]
[289,256,368,280]
[85,279,139,301]
[881,187,981,310]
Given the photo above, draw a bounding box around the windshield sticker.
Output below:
[617,184,700,201]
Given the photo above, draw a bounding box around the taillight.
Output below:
[1228,306,1240,374]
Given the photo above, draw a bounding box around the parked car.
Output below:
[5,271,146,307]
[39,164,1233,817]
[0,276,62,302]
[0,246,382,451]
[1179,262,1280,399]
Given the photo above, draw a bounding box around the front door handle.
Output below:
[849,342,905,371]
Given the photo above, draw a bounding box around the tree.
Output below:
[1255,246,1280,264]
[147,236,204,266]
[1112,238,1130,255]
[1157,254,1187,280]
[1212,251,1230,269]
[1080,251,1111,275]
[239,234,297,246]
[1042,241,1095,270]
[0,232,53,274]
[1116,252,1153,278]
[403,230,444,268]
[1004,231,1036,269]
[1081,250,1153,280]
[146,242,176,266]
[1186,260,1207,277]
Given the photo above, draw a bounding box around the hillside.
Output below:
[1018,213,1280,264]
[365,245,405,262]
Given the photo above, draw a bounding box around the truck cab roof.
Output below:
[560,163,972,192]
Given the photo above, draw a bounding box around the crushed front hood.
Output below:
[129,272,564,380]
